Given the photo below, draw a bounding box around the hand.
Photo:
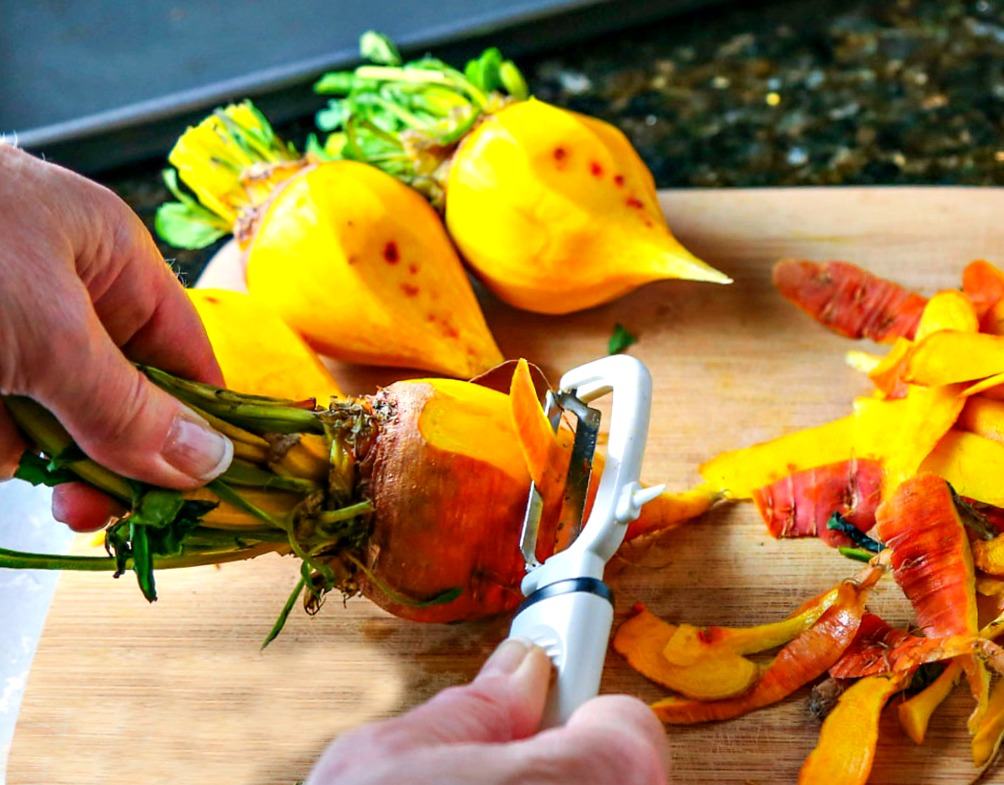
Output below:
[0,145,232,529]
[307,639,669,785]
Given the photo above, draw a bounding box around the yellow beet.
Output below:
[245,160,502,377]
[612,606,760,701]
[921,430,1004,507]
[959,396,1004,443]
[905,331,1004,386]
[446,99,730,313]
[898,661,961,744]
[699,414,856,498]
[161,103,502,378]
[799,675,906,785]
[914,289,979,340]
[188,289,342,403]
[973,535,1004,575]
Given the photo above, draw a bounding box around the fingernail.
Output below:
[481,638,532,677]
[162,408,233,482]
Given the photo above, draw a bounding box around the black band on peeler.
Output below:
[516,577,613,615]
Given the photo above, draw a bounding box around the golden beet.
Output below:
[311,40,730,314]
[245,160,502,377]
[2,362,696,633]
[159,102,502,378]
[446,99,730,313]
[188,288,342,402]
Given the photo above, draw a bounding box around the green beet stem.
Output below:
[3,396,134,501]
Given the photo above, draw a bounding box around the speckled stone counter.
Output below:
[103,0,1003,280]
[532,0,1003,187]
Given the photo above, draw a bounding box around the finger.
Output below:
[34,294,232,488]
[308,640,550,783]
[312,697,670,785]
[387,638,551,745]
[491,695,669,785]
[564,695,670,779]
[118,269,224,386]
[0,402,26,480]
[81,196,223,386]
[52,483,126,532]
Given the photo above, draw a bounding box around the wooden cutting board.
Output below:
[9,187,1004,785]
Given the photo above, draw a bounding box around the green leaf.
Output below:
[14,451,76,488]
[316,100,349,131]
[359,31,401,66]
[826,512,883,553]
[323,132,347,158]
[499,60,529,100]
[46,444,86,472]
[465,47,503,93]
[130,521,157,602]
[838,546,874,563]
[155,202,228,250]
[314,71,356,94]
[608,323,638,355]
[261,576,306,649]
[156,169,231,249]
[131,489,186,529]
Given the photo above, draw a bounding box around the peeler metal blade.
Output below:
[517,389,601,571]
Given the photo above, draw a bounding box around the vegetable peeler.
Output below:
[508,354,663,727]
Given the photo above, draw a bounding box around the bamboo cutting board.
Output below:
[9,187,1004,785]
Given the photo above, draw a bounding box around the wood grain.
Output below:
[9,187,1004,785]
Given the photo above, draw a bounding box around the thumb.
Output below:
[390,639,552,747]
[34,304,232,489]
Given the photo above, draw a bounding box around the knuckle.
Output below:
[102,372,153,443]
[79,366,154,452]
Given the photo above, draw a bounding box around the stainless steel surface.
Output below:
[553,391,600,548]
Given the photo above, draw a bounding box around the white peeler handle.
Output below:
[508,355,660,728]
[508,579,614,727]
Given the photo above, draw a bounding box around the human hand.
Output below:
[306,639,669,785]
[0,145,232,529]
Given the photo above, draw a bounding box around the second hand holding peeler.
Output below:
[508,354,664,728]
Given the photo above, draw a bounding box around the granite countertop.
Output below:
[102,0,1004,283]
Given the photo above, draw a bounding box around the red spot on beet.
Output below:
[442,324,460,339]
[644,219,654,228]
[347,255,359,266]
[626,197,644,209]
[383,242,400,264]
[400,283,419,297]
[589,161,603,177]
[204,296,219,304]
[613,174,625,187]
[553,146,568,165]
[426,313,437,323]
[408,263,419,275]
[697,628,717,644]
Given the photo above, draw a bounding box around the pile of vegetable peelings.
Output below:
[2,32,1004,782]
